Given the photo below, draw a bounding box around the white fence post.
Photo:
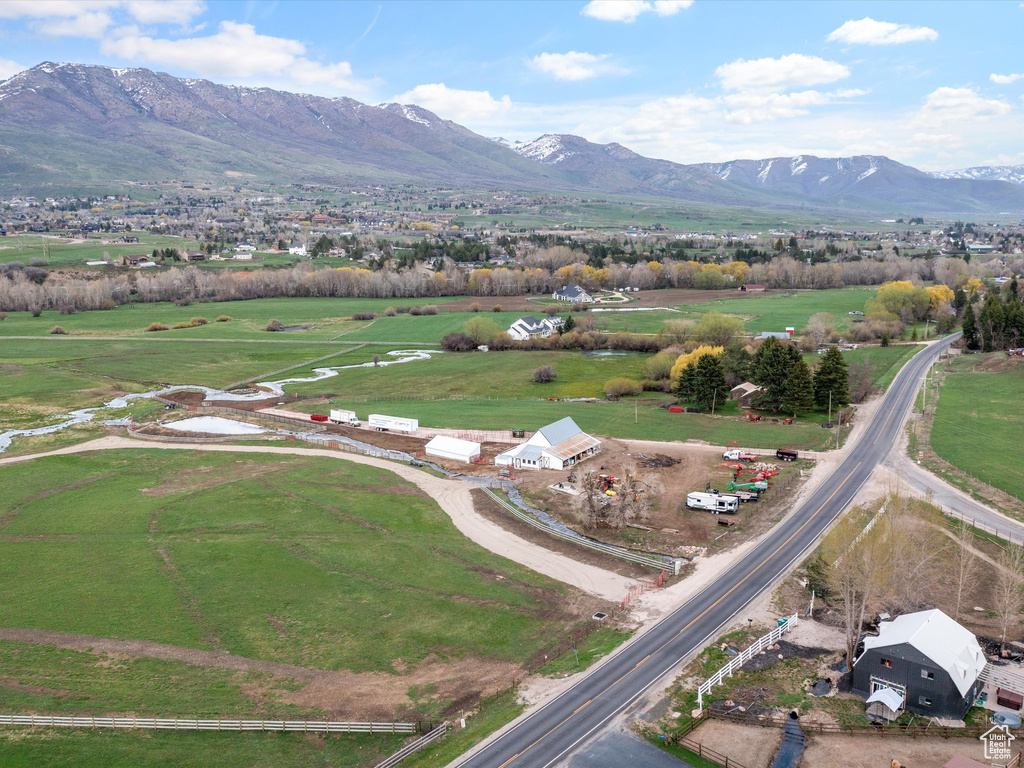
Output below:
[697,615,798,710]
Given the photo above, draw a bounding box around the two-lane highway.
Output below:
[457,337,957,768]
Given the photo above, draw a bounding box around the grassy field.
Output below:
[0,337,354,428]
[315,396,832,450]
[679,287,878,334]
[930,356,1024,500]
[0,729,405,768]
[0,233,201,267]
[0,450,575,671]
[0,297,462,341]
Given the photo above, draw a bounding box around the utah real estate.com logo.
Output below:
[981,724,1015,763]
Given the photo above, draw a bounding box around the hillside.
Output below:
[932,165,1024,187]
[2,62,1023,215]
[697,155,1024,213]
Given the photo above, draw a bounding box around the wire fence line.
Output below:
[0,714,416,734]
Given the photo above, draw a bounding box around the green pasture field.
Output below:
[0,233,202,267]
[0,338,352,427]
[0,297,462,340]
[804,344,921,391]
[315,396,832,450]
[0,729,404,768]
[678,287,878,334]
[929,357,1024,500]
[0,450,575,671]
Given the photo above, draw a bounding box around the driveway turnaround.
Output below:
[453,336,958,768]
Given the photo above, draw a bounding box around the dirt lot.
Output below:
[513,438,813,557]
[688,719,781,768]
[802,731,1016,768]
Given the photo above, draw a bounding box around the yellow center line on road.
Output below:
[495,462,862,766]
[872,355,928,444]
[574,700,592,714]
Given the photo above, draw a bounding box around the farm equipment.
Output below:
[722,449,757,462]
[717,462,743,470]
[728,479,768,492]
[744,412,761,422]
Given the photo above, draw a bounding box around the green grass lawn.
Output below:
[930,357,1024,500]
[316,397,831,450]
[0,297,461,340]
[0,729,405,768]
[0,233,202,267]
[680,287,878,334]
[0,338,359,427]
[0,450,576,672]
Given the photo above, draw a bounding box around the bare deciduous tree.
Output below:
[995,544,1024,654]
[951,518,979,619]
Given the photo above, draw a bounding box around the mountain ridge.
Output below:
[2,62,1023,214]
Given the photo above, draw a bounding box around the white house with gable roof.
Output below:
[494,417,600,470]
[507,315,564,341]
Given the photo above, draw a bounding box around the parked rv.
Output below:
[686,492,739,514]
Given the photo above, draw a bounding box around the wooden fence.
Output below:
[0,714,415,734]
[711,709,992,738]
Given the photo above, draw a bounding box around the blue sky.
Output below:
[0,0,1021,170]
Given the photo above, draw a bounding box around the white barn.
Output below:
[494,417,600,471]
[425,435,481,464]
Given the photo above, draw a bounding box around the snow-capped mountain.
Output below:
[932,165,1024,187]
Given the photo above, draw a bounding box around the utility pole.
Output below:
[828,390,832,426]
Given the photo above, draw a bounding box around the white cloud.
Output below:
[723,88,868,124]
[991,72,1024,85]
[0,56,26,81]
[715,54,850,92]
[36,11,114,38]
[580,0,692,23]
[393,83,512,123]
[0,0,205,37]
[99,21,366,94]
[827,17,938,46]
[125,1,206,25]
[917,86,1011,122]
[530,51,617,81]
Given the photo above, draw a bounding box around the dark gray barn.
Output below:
[852,609,986,721]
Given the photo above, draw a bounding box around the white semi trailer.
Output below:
[330,409,361,426]
[368,414,419,433]
[686,491,739,514]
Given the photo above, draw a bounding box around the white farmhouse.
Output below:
[552,284,593,303]
[507,315,564,341]
[288,242,307,256]
[494,417,600,471]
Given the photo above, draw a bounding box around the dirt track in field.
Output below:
[0,626,520,721]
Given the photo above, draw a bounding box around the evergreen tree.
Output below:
[751,336,791,412]
[961,303,979,350]
[813,346,850,411]
[692,353,729,412]
[562,314,575,333]
[720,344,753,386]
[782,359,815,416]
[674,363,699,402]
[979,293,1005,352]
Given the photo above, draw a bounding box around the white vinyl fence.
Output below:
[0,714,415,734]
[697,615,798,710]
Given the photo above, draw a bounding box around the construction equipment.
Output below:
[717,462,743,470]
[728,479,768,492]
[744,412,761,422]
